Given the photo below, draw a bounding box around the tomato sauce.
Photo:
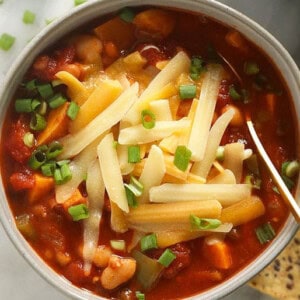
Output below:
[0,6,298,300]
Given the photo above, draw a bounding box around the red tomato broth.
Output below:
[0,6,298,300]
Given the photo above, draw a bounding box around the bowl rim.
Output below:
[0,0,299,299]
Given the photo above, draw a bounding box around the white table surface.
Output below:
[0,0,299,299]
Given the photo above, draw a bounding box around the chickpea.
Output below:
[74,35,103,64]
[93,245,112,268]
[100,255,136,290]
[222,104,244,127]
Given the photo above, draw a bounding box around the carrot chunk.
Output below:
[94,17,135,50]
[28,173,54,203]
[37,102,69,146]
[62,189,86,212]
[225,30,248,52]
[133,9,176,38]
[203,239,233,270]
[265,93,277,114]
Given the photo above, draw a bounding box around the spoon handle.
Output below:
[247,120,300,223]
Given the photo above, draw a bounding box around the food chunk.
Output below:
[100,255,136,289]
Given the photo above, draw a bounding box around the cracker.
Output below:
[249,230,300,299]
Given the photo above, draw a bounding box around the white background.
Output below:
[0,0,299,299]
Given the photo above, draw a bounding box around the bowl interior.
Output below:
[0,0,299,299]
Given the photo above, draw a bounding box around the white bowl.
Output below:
[0,0,299,299]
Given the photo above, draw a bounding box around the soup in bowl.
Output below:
[0,1,299,299]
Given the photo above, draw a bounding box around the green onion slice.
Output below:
[119,7,135,23]
[158,248,176,267]
[174,145,192,172]
[244,174,261,190]
[67,101,80,120]
[74,0,86,6]
[190,56,205,80]
[110,240,126,251]
[60,163,72,183]
[23,132,35,148]
[0,33,15,51]
[128,145,141,163]
[68,204,89,221]
[30,113,47,131]
[125,176,144,197]
[125,185,138,208]
[179,84,197,100]
[141,109,156,129]
[136,291,145,300]
[31,99,41,111]
[190,215,221,230]
[37,83,53,99]
[41,161,56,177]
[56,159,70,167]
[46,141,63,159]
[28,150,47,170]
[281,160,299,178]
[37,101,47,115]
[24,79,36,91]
[15,99,33,113]
[244,61,260,75]
[48,93,67,109]
[140,233,158,252]
[281,175,294,190]
[54,168,63,185]
[23,10,36,24]
[255,222,275,244]
[229,85,241,100]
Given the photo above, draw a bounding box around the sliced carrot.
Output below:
[28,174,54,203]
[37,102,69,146]
[133,9,176,38]
[94,17,135,50]
[203,240,233,270]
[62,189,86,211]
[225,30,248,52]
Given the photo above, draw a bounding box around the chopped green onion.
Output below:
[179,84,197,100]
[68,204,89,221]
[0,33,15,51]
[125,185,138,208]
[281,175,294,190]
[141,109,156,129]
[41,161,56,177]
[255,222,275,244]
[110,240,126,251]
[54,168,63,185]
[140,233,158,252]
[56,159,70,167]
[15,99,33,113]
[272,186,280,194]
[23,10,36,24]
[37,101,47,115]
[244,61,260,75]
[28,150,47,170]
[30,113,47,131]
[136,291,145,300]
[31,99,41,111]
[48,93,67,109]
[125,176,144,197]
[37,144,48,152]
[244,174,261,190]
[25,79,36,91]
[190,215,221,230]
[23,132,35,148]
[281,160,299,178]
[174,145,192,171]
[119,7,135,23]
[46,141,63,159]
[158,248,176,267]
[37,83,53,99]
[190,56,205,80]
[128,145,141,163]
[216,146,225,162]
[74,0,86,6]
[67,101,80,120]
[229,85,241,100]
[60,163,72,183]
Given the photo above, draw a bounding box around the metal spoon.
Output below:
[247,120,300,223]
